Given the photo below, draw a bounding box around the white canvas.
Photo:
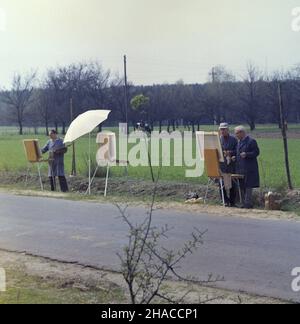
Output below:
[196,131,224,163]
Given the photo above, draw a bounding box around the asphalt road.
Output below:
[0,192,300,302]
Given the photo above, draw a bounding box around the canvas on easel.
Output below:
[96,132,117,165]
[195,132,226,206]
[86,132,118,197]
[97,132,117,197]
[196,131,224,163]
[23,139,44,190]
[23,140,42,163]
[204,149,222,178]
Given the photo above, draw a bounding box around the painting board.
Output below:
[195,131,224,163]
[23,140,42,163]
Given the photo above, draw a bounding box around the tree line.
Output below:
[0,61,300,135]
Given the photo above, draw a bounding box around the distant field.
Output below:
[0,125,299,189]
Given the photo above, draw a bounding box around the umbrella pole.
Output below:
[89,132,91,195]
[104,163,110,197]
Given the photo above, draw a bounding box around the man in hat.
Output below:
[234,126,260,209]
[42,130,69,193]
[219,123,238,207]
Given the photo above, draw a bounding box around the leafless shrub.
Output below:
[116,172,223,304]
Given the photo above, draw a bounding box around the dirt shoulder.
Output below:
[156,201,300,222]
[1,170,300,222]
[0,249,289,304]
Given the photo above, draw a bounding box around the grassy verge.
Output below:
[0,253,125,304]
[0,250,289,304]
[1,172,300,222]
[0,269,125,304]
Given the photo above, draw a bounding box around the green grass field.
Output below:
[0,125,299,189]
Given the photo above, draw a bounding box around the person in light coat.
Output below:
[42,130,69,192]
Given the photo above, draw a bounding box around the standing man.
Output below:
[234,126,260,209]
[219,123,238,207]
[42,130,69,193]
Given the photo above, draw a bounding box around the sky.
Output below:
[0,0,300,86]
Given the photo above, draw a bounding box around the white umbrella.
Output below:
[64,110,111,145]
[64,109,111,195]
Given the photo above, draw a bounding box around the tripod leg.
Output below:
[238,179,243,204]
[220,178,225,206]
[37,163,44,191]
[25,163,30,188]
[85,165,99,195]
[124,165,128,177]
[50,162,56,191]
[104,164,110,197]
[204,178,211,204]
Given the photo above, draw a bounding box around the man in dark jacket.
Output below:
[219,123,238,207]
[235,126,260,209]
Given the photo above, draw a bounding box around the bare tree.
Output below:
[288,65,300,123]
[108,77,127,123]
[3,61,300,134]
[35,85,53,135]
[84,62,111,131]
[238,62,263,131]
[116,173,222,304]
[209,65,236,84]
[46,64,84,134]
[1,72,36,135]
[203,66,236,125]
[46,62,111,134]
[265,71,287,127]
[85,62,111,107]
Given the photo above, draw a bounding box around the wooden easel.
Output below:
[204,149,245,206]
[85,132,129,197]
[204,149,226,206]
[87,159,129,197]
[23,140,45,191]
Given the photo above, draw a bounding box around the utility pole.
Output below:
[70,97,77,177]
[278,82,293,190]
[211,67,217,131]
[211,67,216,83]
[124,55,129,133]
